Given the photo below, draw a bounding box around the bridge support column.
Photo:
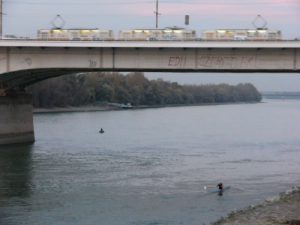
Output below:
[0,94,35,145]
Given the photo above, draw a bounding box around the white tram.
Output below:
[118,27,197,41]
[202,28,282,41]
[37,28,114,41]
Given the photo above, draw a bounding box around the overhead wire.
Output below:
[3,0,291,5]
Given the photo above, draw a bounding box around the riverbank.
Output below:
[33,105,117,113]
[211,187,300,225]
[33,101,260,113]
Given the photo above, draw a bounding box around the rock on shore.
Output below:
[212,187,300,225]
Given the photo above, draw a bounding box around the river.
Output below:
[0,99,300,225]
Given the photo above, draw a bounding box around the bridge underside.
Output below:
[1,67,299,95]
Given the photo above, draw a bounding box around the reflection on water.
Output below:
[0,99,300,225]
[0,144,33,224]
[0,144,33,198]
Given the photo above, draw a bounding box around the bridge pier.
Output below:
[0,94,35,145]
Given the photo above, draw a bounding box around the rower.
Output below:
[217,182,223,196]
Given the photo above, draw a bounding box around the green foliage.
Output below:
[27,72,262,108]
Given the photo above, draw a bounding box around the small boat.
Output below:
[204,185,231,194]
[99,128,104,134]
[211,186,230,194]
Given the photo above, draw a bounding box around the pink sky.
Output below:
[128,0,299,17]
[120,0,299,35]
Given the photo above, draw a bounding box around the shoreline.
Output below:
[211,187,300,225]
[33,101,261,114]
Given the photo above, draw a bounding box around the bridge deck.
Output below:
[1,39,299,93]
[1,40,300,48]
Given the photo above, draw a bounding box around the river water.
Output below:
[0,99,300,225]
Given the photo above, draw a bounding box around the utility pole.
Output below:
[154,0,159,28]
[0,0,2,38]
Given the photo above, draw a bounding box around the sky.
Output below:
[145,73,300,92]
[2,0,300,91]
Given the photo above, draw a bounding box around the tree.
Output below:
[27,72,262,108]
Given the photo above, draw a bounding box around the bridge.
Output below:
[0,39,300,145]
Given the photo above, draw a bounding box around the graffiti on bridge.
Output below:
[89,59,97,68]
[197,55,257,69]
[168,56,187,68]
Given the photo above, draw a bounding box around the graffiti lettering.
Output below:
[168,56,187,68]
[89,59,97,68]
[240,56,256,67]
[24,57,32,66]
[198,55,256,69]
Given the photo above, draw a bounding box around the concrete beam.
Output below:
[1,47,299,74]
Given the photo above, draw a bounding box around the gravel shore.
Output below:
[211,187,300,225]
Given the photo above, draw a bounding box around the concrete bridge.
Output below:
[0,39,300,145]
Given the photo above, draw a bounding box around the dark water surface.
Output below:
[0,99,300,225]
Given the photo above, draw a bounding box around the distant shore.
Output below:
[33,101,260,113]
[33,105,118,113]
[211,187,300,225]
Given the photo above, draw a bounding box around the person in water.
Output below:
[99,128,104,133]
[217,182,223,196]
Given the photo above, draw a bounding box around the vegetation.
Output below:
[27,72,262,108]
